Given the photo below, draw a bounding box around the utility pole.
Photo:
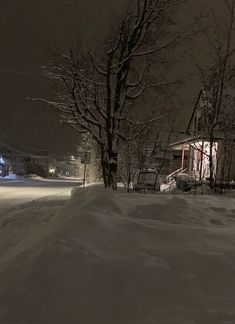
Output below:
[81,152,90,187]
[83,161,87,187]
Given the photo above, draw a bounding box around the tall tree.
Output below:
[35,0,191,189]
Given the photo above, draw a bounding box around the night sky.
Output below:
[0,0,227,155]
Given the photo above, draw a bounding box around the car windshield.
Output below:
[139,172,156,184]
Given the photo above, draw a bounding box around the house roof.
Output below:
[168,135,202,150]
[169,131,235,150]
[186,82,235,135]
[186,89,203,134]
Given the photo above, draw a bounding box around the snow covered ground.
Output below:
[0,177,81,210]
[0,185,235,324]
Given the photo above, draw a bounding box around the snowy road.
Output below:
[0,178,81,211]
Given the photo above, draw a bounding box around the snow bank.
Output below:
[1,186,235,324]
[3,173,19,180]
[1,174,23,180]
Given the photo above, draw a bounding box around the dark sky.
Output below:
[0,0,228,155]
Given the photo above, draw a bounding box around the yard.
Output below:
[0,184,235,323]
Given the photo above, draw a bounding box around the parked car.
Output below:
[133,169,161,192]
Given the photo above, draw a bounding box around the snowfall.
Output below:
[0,179,235,324]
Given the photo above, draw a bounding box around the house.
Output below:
[0,136,49,177]
[170,86,235,182]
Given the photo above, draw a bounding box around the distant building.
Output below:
[0,136,48,177]
[0,134,102,182]
[50,155,80,178]
[49,134,101,184]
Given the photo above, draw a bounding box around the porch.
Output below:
[169,137,218,181]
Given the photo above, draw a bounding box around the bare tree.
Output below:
[118,103,176,193]
[216,91,235,192]
[118,111,159,192]
[34,0,193,190]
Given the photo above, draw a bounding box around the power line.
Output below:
[0,134,48,153]
[0,67,43,79]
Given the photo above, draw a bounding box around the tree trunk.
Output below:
[108,151,118,190]
[100,145,118,190]
[100,146,110,188]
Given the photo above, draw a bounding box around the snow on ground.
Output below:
[3,174,23,180]
[0,178,81,210]
[0,185,235,324]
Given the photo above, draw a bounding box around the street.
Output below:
[0,178,81,211]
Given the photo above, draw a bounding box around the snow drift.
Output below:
[1,185,235,324]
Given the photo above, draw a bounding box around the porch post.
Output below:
[199,140,204,180]
[181,146,185,169]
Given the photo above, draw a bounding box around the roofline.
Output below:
[169,134,235,149]
[186,88,203,134]
[169,135,202,149]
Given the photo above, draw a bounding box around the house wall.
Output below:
[230,147,235,181]
[216,141,235,182]
[188,141,218,180]
[187,140,235,182]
